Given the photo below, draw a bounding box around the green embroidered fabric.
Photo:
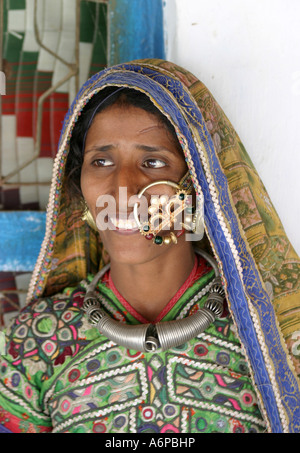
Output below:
[0,261,265,433]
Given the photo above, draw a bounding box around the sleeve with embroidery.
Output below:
[0,286,90,433]
[0,316,53,433]
[0,356,52,433]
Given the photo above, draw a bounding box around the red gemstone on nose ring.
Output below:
[176,229,185,238]
[145,234,154,240]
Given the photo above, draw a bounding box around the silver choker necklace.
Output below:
[83,250,225,353]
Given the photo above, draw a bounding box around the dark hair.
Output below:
[64,87,182,202]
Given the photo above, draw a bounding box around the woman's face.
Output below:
[80,103,188,265]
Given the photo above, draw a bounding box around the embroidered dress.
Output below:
[0,257,265,433]
[0,59,300,432]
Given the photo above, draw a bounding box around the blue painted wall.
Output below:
[109,0,165,64]
[0,212,46,271]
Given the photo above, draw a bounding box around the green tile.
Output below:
[89,3,107,75]
[3,31,24,62]
[80,0,96,43]
[7,0,25,10]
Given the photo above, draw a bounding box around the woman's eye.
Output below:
[143,159,166,169]
[92,158,114,167]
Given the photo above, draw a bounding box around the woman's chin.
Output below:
[99,230,176,267]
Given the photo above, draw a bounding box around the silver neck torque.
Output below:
[83,249,225,353]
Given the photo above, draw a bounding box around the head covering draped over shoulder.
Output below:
[26,59,300,432]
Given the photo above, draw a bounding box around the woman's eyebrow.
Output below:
[134,144,177,155]
[84,144,115,154]
[85,144,177,155]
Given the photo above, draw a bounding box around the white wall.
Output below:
[164,0,300,255]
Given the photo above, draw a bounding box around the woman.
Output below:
[0,59,299,433]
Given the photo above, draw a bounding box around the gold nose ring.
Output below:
[133,179,192,246]
[133,180,180,228]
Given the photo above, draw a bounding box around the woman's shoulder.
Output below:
[3,283,93,379]
[6,284,86,335]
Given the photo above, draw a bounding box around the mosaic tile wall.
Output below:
[0,0,107,326]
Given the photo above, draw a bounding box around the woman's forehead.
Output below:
[84,104,183,156]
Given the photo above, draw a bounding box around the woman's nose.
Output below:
[112,165,144,208]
